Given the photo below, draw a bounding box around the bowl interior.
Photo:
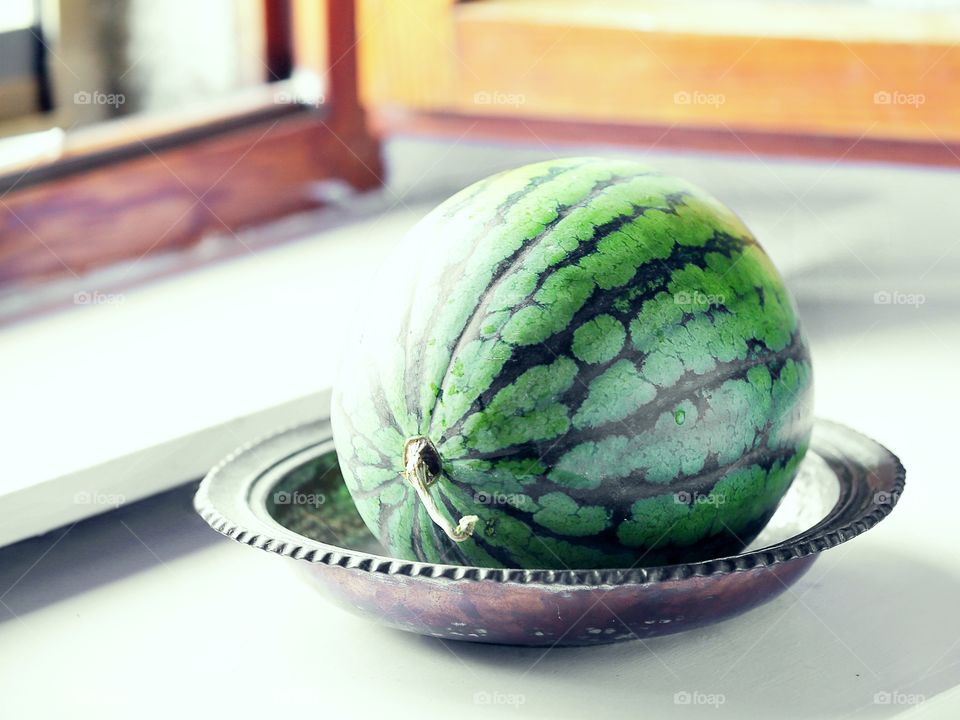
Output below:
[263,443,842,564]
[265,448,381,552]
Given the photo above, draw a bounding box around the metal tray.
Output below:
[194,418,904,647]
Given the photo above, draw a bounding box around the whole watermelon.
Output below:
[332,157,813,569]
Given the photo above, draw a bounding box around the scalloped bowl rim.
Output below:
[193,418,905,587]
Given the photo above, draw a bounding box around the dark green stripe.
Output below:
[424,176,661,435]
[438,229,751,441]
[416,164,660,435]
[402,160,614,432]
[449,333,808,467]
[429,198,682,440]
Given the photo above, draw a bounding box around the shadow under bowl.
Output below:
[194,419,904,647]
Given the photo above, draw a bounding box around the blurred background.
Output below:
[1,2,959,718]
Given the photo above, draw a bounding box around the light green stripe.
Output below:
[449,356,578,453]
[571,314,626,364]
[549,360,811,487]
[572,359,657,430]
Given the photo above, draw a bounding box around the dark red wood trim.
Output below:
[325,0,365,130]
[371,109,960,169]
[0,113,382,286]
[0,0,383,297]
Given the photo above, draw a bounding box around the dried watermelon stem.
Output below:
[403,436,478,542]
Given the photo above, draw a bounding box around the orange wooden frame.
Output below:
[358,0,960,159]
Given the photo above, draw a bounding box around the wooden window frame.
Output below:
[0,0,383,292]
[358,0,960,167]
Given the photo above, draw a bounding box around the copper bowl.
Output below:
[194,418,904,647]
